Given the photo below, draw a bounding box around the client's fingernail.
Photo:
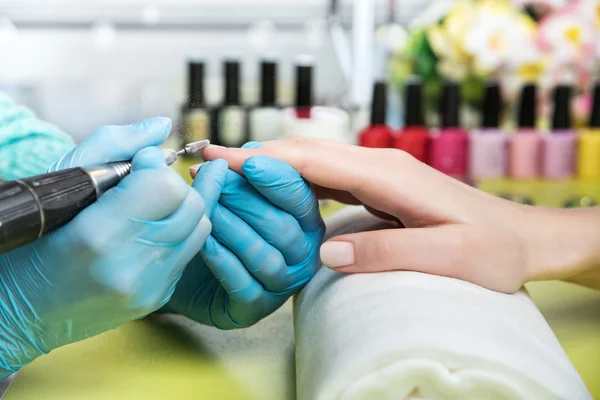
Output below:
[189,164,202,175]
[320,241,355,269]
[208,144,226,149]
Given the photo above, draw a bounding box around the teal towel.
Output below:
[0,91,74,180]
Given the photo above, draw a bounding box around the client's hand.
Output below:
[165,143,325,329]
[199,137,600,293]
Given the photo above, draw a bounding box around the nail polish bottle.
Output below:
[510,84,541,179]
[578,83,600,179]
[542,85,577,180]
[469,81,508,181]
[395,77,429,162]
[179,60,210,158]
[430,81,469,180]
[210,58,249,147]
[358,81,393,148]
[248,59,282,142]
[281,56,350,142]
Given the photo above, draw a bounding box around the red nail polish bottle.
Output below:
[358,81,393,148]
[395,77,429,162]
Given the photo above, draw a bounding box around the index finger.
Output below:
[201,137,418,216]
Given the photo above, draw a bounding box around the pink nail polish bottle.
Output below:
[510,84,541,180]
[430,81,469,180]
[470,81,508,181]
[542,85,577,180]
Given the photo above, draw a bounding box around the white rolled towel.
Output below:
[294,206,591,400]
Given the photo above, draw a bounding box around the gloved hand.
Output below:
[0,118,215,380]
[165,142,325,329]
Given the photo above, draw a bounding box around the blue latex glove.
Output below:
[0,118,215,380]
[165,142,325,329]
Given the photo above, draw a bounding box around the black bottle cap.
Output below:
[552,84,572,130]
[440,81,460,128]
[517,84,537,128]
[187,60,205,108]
[370,81,387,125]
[260,59,277,107]
[295,57,313,108]
[590,83,600,128]
[224,59,241,106]
[481,81,502,128]
[404,77,424,126]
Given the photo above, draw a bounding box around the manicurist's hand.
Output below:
[164,142,324,329]
[0,118,214,380]
[199,136,600,293]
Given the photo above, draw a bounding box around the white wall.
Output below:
[0,28,346,140]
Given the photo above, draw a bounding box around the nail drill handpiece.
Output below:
[0,141,210,254]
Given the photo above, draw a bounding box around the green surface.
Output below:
[6,170,600,399]
[478,178,600,208]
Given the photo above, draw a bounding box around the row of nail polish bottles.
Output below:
[357,80,468,180]
[359,78,600,184]
[180,58,280,151]
[179,57,352,156]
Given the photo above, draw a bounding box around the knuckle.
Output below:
[259,253,287,289]
[239,283,264,305]
[284,135,310,173]
[371,234,397,267]
[278,223,304,251]
[443,229,471,274]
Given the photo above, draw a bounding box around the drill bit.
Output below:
[162,140,210,166]
[183,140,210,156]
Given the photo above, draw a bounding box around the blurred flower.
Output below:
[538,6,594,66]
[426,1,475,80]
[464,5,538,73]
[574,0,600,56]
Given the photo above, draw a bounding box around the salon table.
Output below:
[4,161,600,400]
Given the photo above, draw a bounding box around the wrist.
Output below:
[519,207,600,283]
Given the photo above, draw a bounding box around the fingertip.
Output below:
[193,158,228,184]
[201,145,227,161]
[189,164,201,178]
[192,158,229,217]
[202,145,254,173]
[197,215,212,245]
[132,146,168,170]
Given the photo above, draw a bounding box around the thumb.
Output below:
[320,225,469,280]
[192,158,229,218]
[49,117,172,171]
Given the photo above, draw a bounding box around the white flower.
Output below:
[539,10,594,64]
[574,0,600,56]
[464,10,538,71]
